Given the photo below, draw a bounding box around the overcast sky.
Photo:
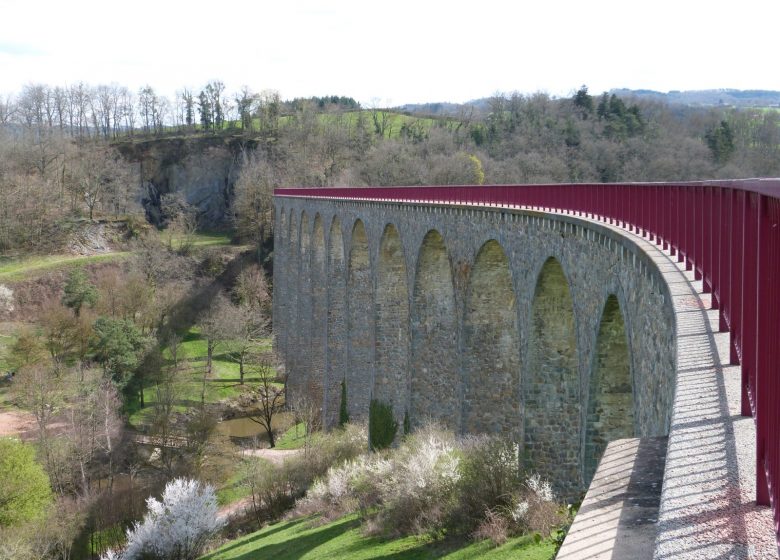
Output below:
[0,0,777,106]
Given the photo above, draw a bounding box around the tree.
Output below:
[232,151,276,246]
[197,295,233,404]
[197,90,212,131]
[90,317,148,389]
[66,146,134,219]
[102,478,224,560]
[369,399,397,451]
[232,264,271,315]
[0,438,53,527]
[247,361,285,447]
[62,268,98,317]
[339,379,349,427]
[705,120,736,164]
[573,85,594,119]
[182,89,195,128]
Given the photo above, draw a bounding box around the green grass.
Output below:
[0,252,131,282]
[165,231,234,249]
[216,466,255,506]
[274,422,308,450]
[201,514,557,560]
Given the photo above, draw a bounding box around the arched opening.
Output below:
[463,240,520,440]
[286,211,300,395]
[274,207,287,360]
[309,215,326,412]
[410,230,458,431]
[346,220,373,421]
[324,217,346,428]
[525,257,580,496]
[295,212,312,398]
[584,294,634,485]
[374,224,409,424]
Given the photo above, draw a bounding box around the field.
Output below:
[201,514,557,560]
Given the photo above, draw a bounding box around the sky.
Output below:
[1,0,778,106]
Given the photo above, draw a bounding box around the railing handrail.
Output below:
[273,180,780,553]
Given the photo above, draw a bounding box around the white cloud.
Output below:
[0,0,777,104]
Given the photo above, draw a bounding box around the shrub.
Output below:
[371,425,461,536]
[101,478,224,560]
[368,399,397,451]
[452,436,523,529]
[293,426,565,543]
[338,379,349,426]
[472,508,509,547]
[0,438,52,527]
[247,424,368,523]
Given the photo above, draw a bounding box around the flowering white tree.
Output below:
[0,285,13,314]
[102,478,224,560]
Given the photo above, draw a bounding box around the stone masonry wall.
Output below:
[274,199,677,498]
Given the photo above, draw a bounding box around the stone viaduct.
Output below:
[272,197,677,498]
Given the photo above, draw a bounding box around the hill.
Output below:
[609,88,780,108]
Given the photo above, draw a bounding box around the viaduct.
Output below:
[273,181,780,558]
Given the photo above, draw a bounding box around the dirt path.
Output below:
[0,409,36,438]
[240,447,302,465]
[218,447,303,519]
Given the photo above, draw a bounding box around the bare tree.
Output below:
[197,294,233,405]
[247,361,285,447]
[66,146,133,219]
[232,151,277,245]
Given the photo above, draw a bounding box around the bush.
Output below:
[452,436,523,529]
[102,478,224,560]
[338,379,349,426]
[368,399,397,451]
[0,438,52,527]
[245,424,368,523]
[294,426,566,543]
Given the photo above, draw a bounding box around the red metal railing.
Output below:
[275,180,780,545]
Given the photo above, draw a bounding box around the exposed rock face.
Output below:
[116,136,257,228]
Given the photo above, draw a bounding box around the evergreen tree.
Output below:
[338,379,349,427]
[62,268,98,316]
[705,120,736,163]
[369,399,397,451]
[573,85,594,119]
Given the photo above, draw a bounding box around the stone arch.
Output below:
[463,240,520,440]
[410,230,458,431]
[584,294,634,485]
[296,212,312,396]
[309,215,326,412]
[346,219,374,421]
[525,257,580,497]
[324,217,346,428]
[374,223,410,424]
[274,207,287,359]
[287,211,300,394]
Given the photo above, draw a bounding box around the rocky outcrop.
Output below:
[116,135,259,228]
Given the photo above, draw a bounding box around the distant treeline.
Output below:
[2,82,779,253]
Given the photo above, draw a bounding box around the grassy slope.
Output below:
[202,515,556,560]
[0,231,234,283]
[0,252,131,282]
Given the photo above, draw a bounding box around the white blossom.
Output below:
[101,478,224,560]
